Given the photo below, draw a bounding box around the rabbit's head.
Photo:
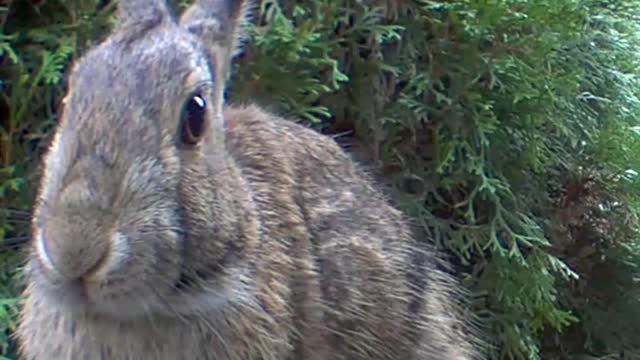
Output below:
[28,0,259,320]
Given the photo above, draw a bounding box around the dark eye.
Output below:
[181,94,207,145]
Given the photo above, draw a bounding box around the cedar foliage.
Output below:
[2,0,640,358]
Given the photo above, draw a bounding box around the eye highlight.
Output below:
[181,93,207,145]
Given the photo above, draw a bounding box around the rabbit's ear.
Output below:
[116,0,174,32]
[179,0,254,82]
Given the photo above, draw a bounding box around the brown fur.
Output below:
[15,0,481,359]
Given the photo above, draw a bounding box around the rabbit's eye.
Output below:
[181,94,207,145]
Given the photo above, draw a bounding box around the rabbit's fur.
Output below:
[15,0,481,359]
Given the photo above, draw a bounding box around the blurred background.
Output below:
[2,0,640,358]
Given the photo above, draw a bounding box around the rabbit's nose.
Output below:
[36,224,112,281]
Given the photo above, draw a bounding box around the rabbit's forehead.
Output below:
[57,31,212,164]
[70,29,212,106]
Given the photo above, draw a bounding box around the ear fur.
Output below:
[115,0,174,35]
[179,0,255,83]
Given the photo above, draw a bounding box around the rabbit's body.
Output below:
[16,1,480,359]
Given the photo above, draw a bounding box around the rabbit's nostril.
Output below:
[84,231,129,283]
[81,241,112,282]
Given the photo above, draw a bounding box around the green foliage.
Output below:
[374,1,640,358]
[231,0,402,125]
[2,0,640,359]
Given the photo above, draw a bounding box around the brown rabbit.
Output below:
[15,0,482,359]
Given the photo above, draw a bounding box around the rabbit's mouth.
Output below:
[29,250,251,322]
[28,259,177,321]
[29,235,170,320]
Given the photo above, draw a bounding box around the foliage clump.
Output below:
[3,0,640,359]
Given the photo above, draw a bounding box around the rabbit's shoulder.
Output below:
[223,104,375,191]
[223,104,346,163]
[223,104,409,251]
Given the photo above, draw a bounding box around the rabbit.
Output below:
[15,0,483,359]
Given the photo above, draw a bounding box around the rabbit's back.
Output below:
[223,105,477,360]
